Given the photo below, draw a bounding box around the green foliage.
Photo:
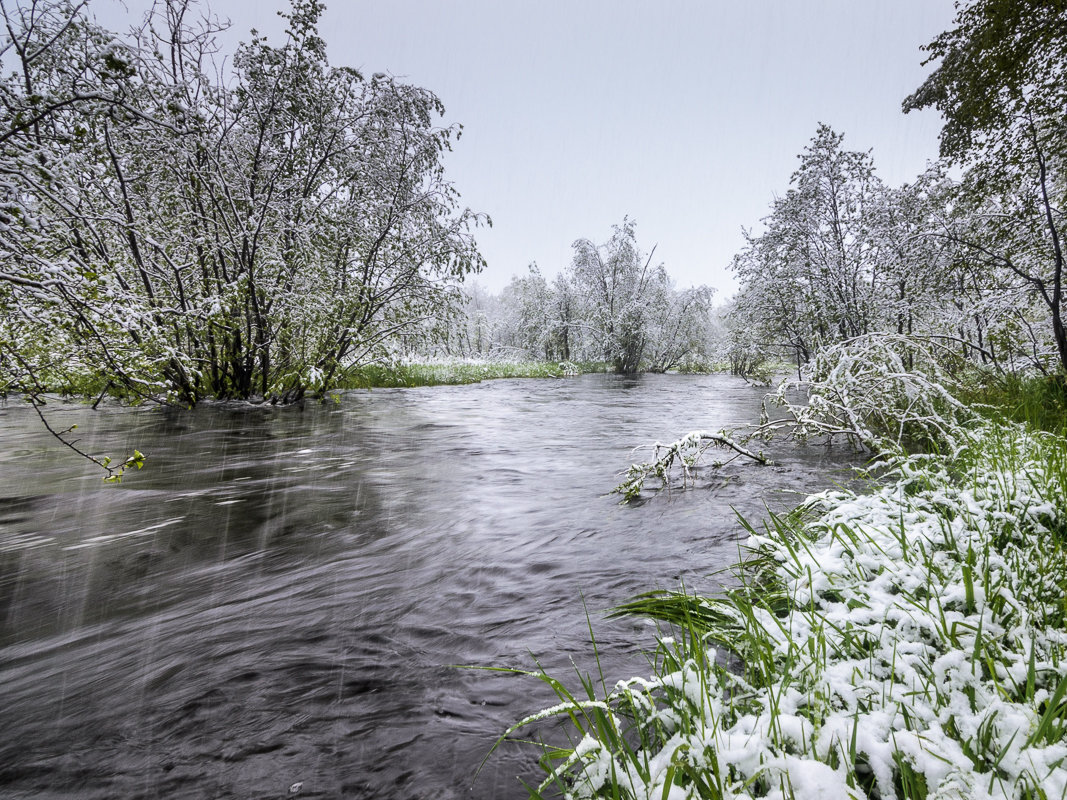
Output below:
[338,360,604,389]
[101,449,145,483]
[904,0,1067,163]
[956,372,1067,434]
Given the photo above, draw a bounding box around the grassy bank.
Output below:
[959,373,1067,434]
[16,360,608,399]
[338,360,605,389]
[499,366,1067,799]
[31,358,729,400]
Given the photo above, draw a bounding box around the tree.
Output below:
[547,271,581,362]
[643,284,715,373]
[0,0,485,412]
[870,166,1013,367]
[731,125,888,362]
[447,282,504,359]
[569,218,666,373]
[904,0,1067,372]
[716,293,773,379]
[432,219,713,370]
[498,265,556,359]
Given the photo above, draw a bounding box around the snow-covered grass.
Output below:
[500,338,1067,799]
[506,422,1067,799]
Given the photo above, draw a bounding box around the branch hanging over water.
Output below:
[617,335,978,504]
[616,429,772,502]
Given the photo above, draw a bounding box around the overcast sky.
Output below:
[95,0,958,301]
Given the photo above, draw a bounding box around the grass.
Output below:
[337,359,605,389]
[33,355,735,398]
[19,360,608,399]
[956,372,1067,434]
[497,375,1067,799]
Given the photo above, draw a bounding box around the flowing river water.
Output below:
[0,373,855,799]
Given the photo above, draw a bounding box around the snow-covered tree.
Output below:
[568,218,671,373]
[643,284,715,373]
[905,0,1067,373]
[498,265,557,359]
[0,0,485,407]
[730,126,889,362]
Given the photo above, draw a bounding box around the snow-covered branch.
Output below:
[617,429,772,502]
[617,334,978,501]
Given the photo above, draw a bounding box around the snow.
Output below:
[757,757,860,799]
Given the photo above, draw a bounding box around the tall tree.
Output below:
[569,218,665,374]
[731,125,888,361]
[904,0,1067,372]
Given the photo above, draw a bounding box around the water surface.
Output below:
[0,374,853,799]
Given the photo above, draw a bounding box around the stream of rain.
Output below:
[0,373,856,800]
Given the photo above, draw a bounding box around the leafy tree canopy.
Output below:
[904,0,1067,161]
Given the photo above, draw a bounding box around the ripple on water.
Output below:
[0,374,856,799]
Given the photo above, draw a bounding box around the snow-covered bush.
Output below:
[768,334,973,455]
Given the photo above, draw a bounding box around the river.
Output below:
[0,373,853,799]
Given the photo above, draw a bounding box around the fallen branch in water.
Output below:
[26,394,145,482]
[10,349,146,482]
[616,429,772,502]
[616,335,978,503]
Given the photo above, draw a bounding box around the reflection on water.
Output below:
[0,374,853,799]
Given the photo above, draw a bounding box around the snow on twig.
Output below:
[617,334,978,502]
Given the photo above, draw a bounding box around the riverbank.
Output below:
[32,359,734,401]
[338,359,604,388]
[506,369,1067,799]
[21,359,612,401]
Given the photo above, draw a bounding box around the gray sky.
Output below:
[96,0,958,301]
